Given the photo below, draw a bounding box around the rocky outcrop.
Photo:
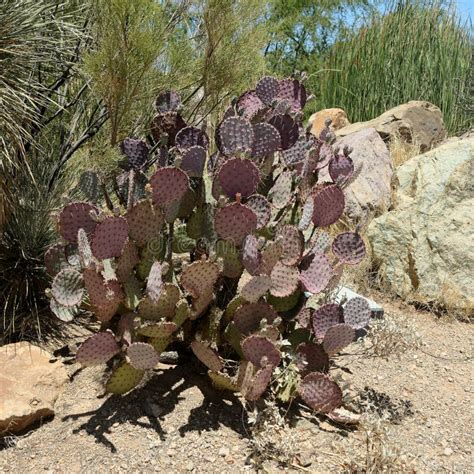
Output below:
[0,342,68,435]
[336,101,446,152]
[319,128,393,222]
[368,137,473,314]
[309,108,350,137]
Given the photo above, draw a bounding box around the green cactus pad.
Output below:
[241,275,272,303]
[298,373,342,413]
[295,342,329,374]
[122,275,141,310]
[234,302,278,336]
[214,202,257,246]
[126,199,165,247]
[76,331,120,366]
[216,240,243,278]
[218,157,260,200]
[311,303,344,340]
[59,202,99,243]
[190,341,223,372]
[208,371,239,391]
[343,297,371,330]
[138,283,180,320]
[269,170,293,209]
[242,335,281,368]
[150,335,172,354]
[245,194,271,229]
[127,342,160,370]
[270,262,300,298]
[173,299,191,327]
[106,361,145,395]
[267,289,301,312]
[137,321,178,338]
[299,252,333,294]
[91,216,128,260]
[312,184,345,227]
[322,324,355,355]
[116,240,139,283]
[332,232,366,265]
[51,268,84,307]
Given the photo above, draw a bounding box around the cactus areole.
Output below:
[46,77,369,414]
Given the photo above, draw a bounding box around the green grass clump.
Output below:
[318,0,473,135]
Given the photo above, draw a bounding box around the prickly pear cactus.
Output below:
[45,76,371,414]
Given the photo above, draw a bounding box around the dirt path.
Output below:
[0,294,473,473]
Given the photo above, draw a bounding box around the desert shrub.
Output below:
[46,76,377,412]
[319,0,473,134]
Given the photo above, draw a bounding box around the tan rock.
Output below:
[368,136,473,314]
[337,101,446,152]
[0,342,68,435]
[319,128,393,221]
[309,108,350,137]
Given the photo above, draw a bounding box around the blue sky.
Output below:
[455,0,473,21]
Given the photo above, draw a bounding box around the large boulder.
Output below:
[309,108,350,137]
[319,127,393,221]
[336,101,446,152]
[0,342,68,435]
[368,137,473,314]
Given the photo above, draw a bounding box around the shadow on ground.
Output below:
[62,363,247,452]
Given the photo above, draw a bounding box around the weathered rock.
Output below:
[336,101,446,152]
[320,127,393,221]
[309,108,350,137]
[0,342,68,435]
[368,137,473,314]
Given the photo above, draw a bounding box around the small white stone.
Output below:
[219,447,230,457]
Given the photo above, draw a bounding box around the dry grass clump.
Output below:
[333,414,416,473]
[361,311,421,360]
[389,133,421,169]
[246,399,298,469]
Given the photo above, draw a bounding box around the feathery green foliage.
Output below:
[318,0,473,133]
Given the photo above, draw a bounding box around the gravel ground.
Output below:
[0,293,472,473]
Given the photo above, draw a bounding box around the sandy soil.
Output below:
[0,293,473,473]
